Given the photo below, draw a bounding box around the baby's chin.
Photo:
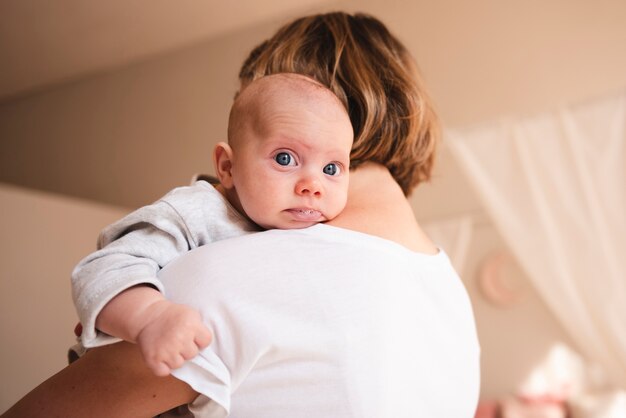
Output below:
[251,209,329,230]
[255,216,325,231]
[260,220,321,230]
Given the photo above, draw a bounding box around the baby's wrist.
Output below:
[96,285,166,343]
[128,298,173,342]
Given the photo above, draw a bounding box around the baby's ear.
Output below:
[213,142,235,189]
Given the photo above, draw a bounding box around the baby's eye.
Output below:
[274,152,295,166]
[323,163,340,176]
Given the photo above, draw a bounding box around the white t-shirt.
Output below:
[163,224,480,418]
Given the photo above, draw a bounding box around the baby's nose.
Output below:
[295,175,322,197]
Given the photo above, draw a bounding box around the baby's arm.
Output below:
[72,198,197,346]
[96,285,211,376]
[72,182,255,375]
[72,188,211,375]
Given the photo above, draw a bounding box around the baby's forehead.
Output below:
[228,73,353,149]
[238,73,338,110]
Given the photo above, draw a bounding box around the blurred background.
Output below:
[1,0,625,416]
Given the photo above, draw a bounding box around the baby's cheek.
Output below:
[329,195,349,219]
[251,200,281,227]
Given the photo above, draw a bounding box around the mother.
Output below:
[3,12,479,418]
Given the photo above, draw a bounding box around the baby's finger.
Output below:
[179,343,199,360]
[165,354,186,371]
[150,361,172,377]
[194,327,212,349]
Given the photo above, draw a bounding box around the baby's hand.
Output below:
[135,300,212,376]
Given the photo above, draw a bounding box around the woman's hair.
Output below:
[238,12,440,195]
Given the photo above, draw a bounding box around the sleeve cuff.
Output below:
[171,348,232,416]
[77,276,165,348]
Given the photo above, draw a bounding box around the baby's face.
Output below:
[230,85,353,230]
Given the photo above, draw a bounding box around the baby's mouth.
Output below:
[285,208,323,222]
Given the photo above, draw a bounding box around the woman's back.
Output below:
[164,224,480,417]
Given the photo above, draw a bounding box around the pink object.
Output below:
[474,400,499,418]
[500,396,567,418]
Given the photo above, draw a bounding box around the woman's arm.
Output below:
[1,342,198,418]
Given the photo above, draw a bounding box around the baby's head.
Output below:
[213,73,354,230]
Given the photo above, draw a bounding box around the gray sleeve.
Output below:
[71,182,256,348]
[72,192,201,347]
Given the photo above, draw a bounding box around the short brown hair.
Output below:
[239,12,440,195]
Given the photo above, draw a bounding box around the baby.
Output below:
[72,73,354,376]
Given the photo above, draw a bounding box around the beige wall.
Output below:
[0,29,257,209]
[0,183,129,413]
[460,221,577,397]
[1,0,625,209]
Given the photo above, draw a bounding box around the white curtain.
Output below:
[446,91,626,388]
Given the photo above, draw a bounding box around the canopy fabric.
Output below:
[447,91,626,388]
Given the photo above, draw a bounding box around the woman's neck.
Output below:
[327,163,438,254]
